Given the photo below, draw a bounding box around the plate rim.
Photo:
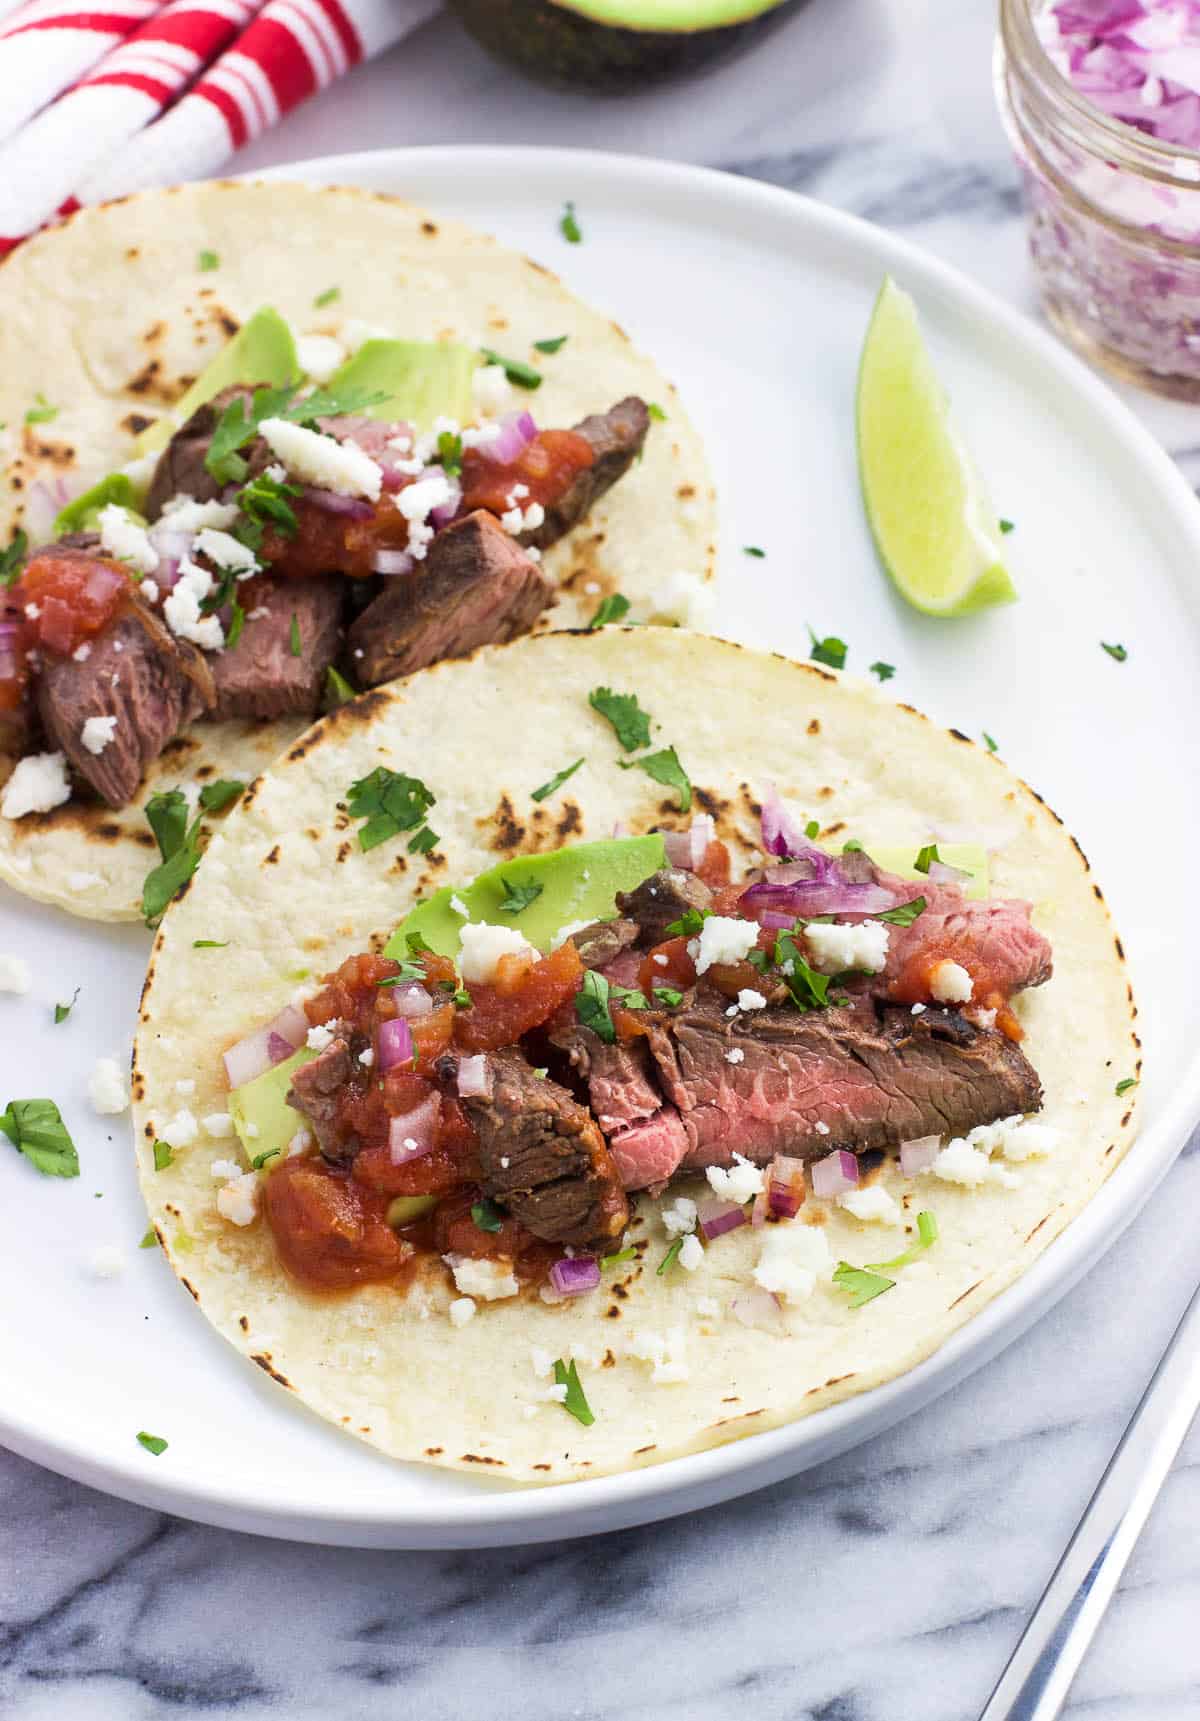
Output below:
[6,143,1196,1546]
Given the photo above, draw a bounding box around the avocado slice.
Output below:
[134,306,299,458]
[327,340,478,430]
[386,1194,439,1227]
[386,834,667,961]
[53,473,142,537]
[862,842,989,902]
[228,1046,315,1167]
[447,0,803,92]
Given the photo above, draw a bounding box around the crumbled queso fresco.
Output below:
[688,915,760,975]
[804,919,890,975]
[923,1115,1061,1188]
[458,922,536,986]
[88,1056,129,1116]
[1,751,71,820]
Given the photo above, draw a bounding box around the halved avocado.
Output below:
[447,0,806,92]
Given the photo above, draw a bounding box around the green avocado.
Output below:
[134,307,299,458]
[327,340,478,430]
[386,834,667,961]
[53,473,142,537]
[228,1046,315,1167]
[447,0,804,92]
[866,842,988,901]
[386,1194,439,1227]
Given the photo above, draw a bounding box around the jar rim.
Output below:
[1000,0,1200,178]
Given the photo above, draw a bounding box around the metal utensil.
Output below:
[979,1278,1200,1720]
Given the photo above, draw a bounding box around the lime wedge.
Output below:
[856,277,1017,617]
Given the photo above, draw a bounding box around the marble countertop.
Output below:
[3,1,1198,1716]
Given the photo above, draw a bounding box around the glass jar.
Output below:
[997,0,1200,400]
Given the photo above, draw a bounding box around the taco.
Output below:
[0,180,714,921]
[131,629,1139,1484]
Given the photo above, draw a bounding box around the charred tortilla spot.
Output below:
[487,315,508,331]
[326,689,392,730]
[602,1349,615,1366]
[424,1445,443,1456]
[948,728,971,744]
[134,830,156,848]
[824,821,846,837]
[251,1353,292,1388]
[336,841,352,863]
[948,1281,982,1310]
[1120,1109,1133,1127]
[421,220,438,235]
[160,735,200,760]
[634,1443,656,1454]
[126,357,164,398]
[721,1396,740,1403]
[485,792,525,854]
[180,1277,199,1302]
[807,719,821,737]
[460,1453,503,1465]
[554,800,582,840]
[677,484,696,499]
[824,1375,854,1389]
[238,1315,249,1332]
[1025,1214,1051,1241]
[1114,935,1125,960]
[125,246,140,260]
[263,845,280,865]
[817,785,834,799]
[606,1305,621,1318]
[532,1462,552,1471]
[143,1122,155,1138]
[142,320,166,346]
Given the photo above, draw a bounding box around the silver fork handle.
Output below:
[979,1276,1200,1721]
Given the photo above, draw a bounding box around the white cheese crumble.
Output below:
[0,954,30,993]
[706,1152,765,1204]
[840,1185,902,1224]
[174,1079,196,1097]
[87,1245,126,1280]
[930,960,974,1004]
[306,1020,337,1052]
[296,332,346,383]
[259,417,382,500]
[725,1048,745,1066]
[358,1048,375,1067]
[216,1172,260,1226]
[448,1296,477,1328]
[678,1233,704,1272]
[88,1057,129,1115]
[160,495,240,532]
[80,715,118,756]
[2,751,71,819]
[202,1112,234,1139]
[689,915,760,975]
[444,1254,519,1301]
[195,526,259,576]
[72,643,91,662]
[163,558,224,651]
[98,503,158,575]
[661,1196,697,1237]
[472,363,512,415]
[753,1225,833,1304]
[458,922,535,986]
[646,570,716,628]
[696,1296,721,1317]
[163,1107,198,1148]
[140,580,159,604]
[499,500,545,536]
[627,1326,690,1384]
[804,919,890,975]
[530,1345,555,1379]
[737,988,768,1011]
[927,1136,1014,1188]
[210,1158,242,1181]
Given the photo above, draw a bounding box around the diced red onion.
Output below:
[698,1197,748,1240]
[767,1153,807,1219]
[319,415,406,458]
[1040,2,1200,151]
[662,813,715,872]
[477,409,537,466]
[750,1187,770,1228]
[900,1134,941,1176]
[388,1096,439,1164]
[300,485,374,519]
[732,1288,784,1330]
[549,1255,601,1296]
[84,562,127,609]
[378,461,411,495]
[429,477,462,530]
[377,1016,414,1072]
[456,1055,492,1099]
[760,784,820,860]
[388,981,433,1019]
[371,548,415,576]
[0,621,21,681]
[741,870,901,921]
[926,858,972,887]
[811,1149,859,1199]
[223,1003,309,1090]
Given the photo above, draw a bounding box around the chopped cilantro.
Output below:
[999,517,1015,534]
[452,988,472,1009]
[832,1263,895,1307]
[743,545,766,558]
[136,1432,168,1456]
[198,778,244,814]
[0,1098,79,1177]
[657,1237,684,1276]
[575,968,615,1044]
[471,1199,504,1233]
[554,1357,594,1425]
[533,335,568,354]
[587,593,631,629]
[653,987,684,1008]
[913,843,940,875]
[868,1209,939,1272]
[406,931,433,956]
[805,819,820,839]
[323,665,356,711]
[499,878,543,916]
[588,685,652,752]
[407,825,440,856]
[139,1226,158,1249]
[774,933,839,1012]
[1115,1077,1138,1096]
[619,745,691,812]
[25,393,58,425]
[559,201,583,244]
[478,348,542,390]
[289,613,302,657]
[808,628,847,671]
[204,381,388,486]
[602,1246,637,1269]
[869,661,895,682]
[53,989,79,1025]
[142,788,204,926]
[198,250,220,272]
[346,766,437,853]
[983,731,999,754]
[314,285,340,307]
[610,984,649,1010]
[1102,641,1128,662]
[225,602,245,651]
[152,1140,174,1172]
[531,757,584,802]
[842,839,863,853]
[647,402,667,422]
[878,896,926,927]
[437,429,463,477]
[665,906,709,938]
[0,530,28,588]
[236,469,300,546]
[251,1148,282,1171]
[192,940,227,949]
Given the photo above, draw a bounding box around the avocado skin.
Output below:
[447,0,806,93]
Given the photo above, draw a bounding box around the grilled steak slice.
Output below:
[210,576,343,721]
[567,916,640,969]
[608,1106,690,1191]
[616,867,714,947]
[347,510,552,687]
[881,879,1053,997]
[36,602,214,807]
[460,1048,627,1249]
[520,397,651,551]
[287,1036,356,1163]
[145,386,270,519]
[549,1016,662,1133]
[641,988,1042,1168]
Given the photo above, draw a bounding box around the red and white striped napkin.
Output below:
[0,0,439,253]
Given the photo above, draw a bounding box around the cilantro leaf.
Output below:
[588,685,652,752]
[653,987,684,1007]
[205,381,388,485]
[25,393,58,425]
[559,201,583,244]
[554,1357,595,1426]
[999,517,1015,534]
[136,1432,168,1456]
[139,1226,158,1249]
[407,825,440,856]
[833,1263,895,1307]
[251,1148,282,1171]
[499,878,543,916]
[314,285,340,307]
[1115,1076,1138,1096]
[808,628,847,671]
[437,429,463,477]
[144,788,188,860]
[471,1199,504,1233]
[192,940,227,949]
[1102,641,1128,662]
[198,779,244,814]
[743,545,765,558]
[878,896,926,927]
[0,530,27,588]
[869,661,895,682]
[0,1098,79,1177]
[587,593,631,629]
[657,1237,684,1276]
[575,969,615,1044]
[867,1209,939,1272]
[142,789,205,925]
[610,984,649,1010]
[647,402,667,422]
[533,335,568,354]
[236,470,299,546]
[774,933,839,1011]
[478,348,542,390]
[531,757,584,802]
[913,844,940,875]
[323,665,356,711]
[289,613,302,657]
[225,602,245,650]
[153,1140,174,1171]
[664,906,709,938]
[601,1246,637,1269]
[198,250,220,272]
[346,767,436,853]
[619,745,691,812]
[53,988,79,1025]
[983,731,999,754]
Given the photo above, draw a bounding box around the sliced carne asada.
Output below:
[639,987,1043,1169]
[520,397,651,551]
[36,600,214,807]
[607,1106,690,1192]
[567,916,640,969]
[286,1035,357,1164]
[459,1048,628,1249]
[616,866,714,948]
[144,386,269,519]
[881,879,1053,998]
[210,575,343,721]
[346,510,552,687]
[549,1015,662,1132]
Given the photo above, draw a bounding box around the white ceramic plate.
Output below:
[1,148,1196,1548]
